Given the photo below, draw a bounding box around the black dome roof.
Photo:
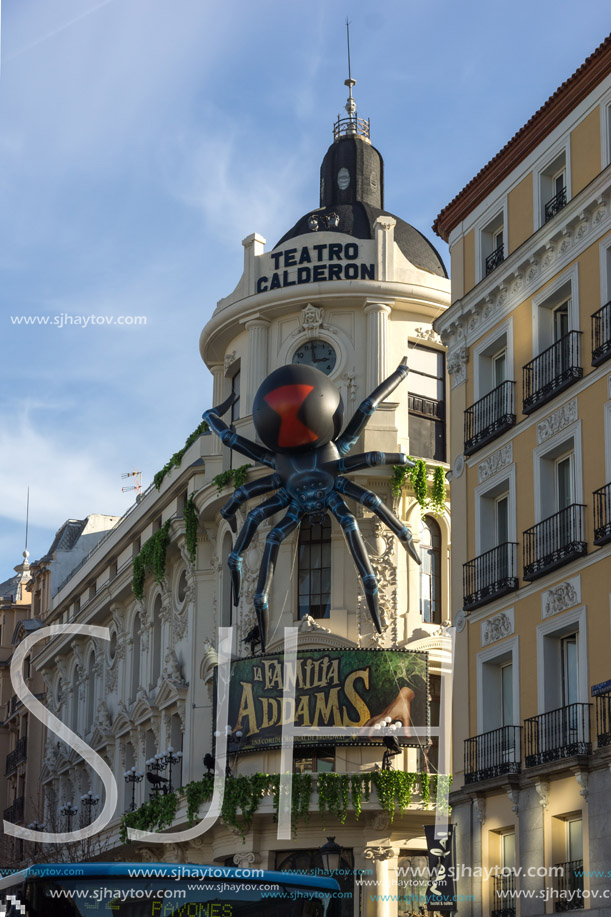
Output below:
[274,133,447,279]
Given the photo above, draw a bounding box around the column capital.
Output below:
[362,845,397,862]
[244,316,270,330]
[364,300,393,316]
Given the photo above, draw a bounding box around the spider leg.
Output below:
[335,476,421,565]
[331,451,415,475]
[253,502,303,652]
[327,492,382,634]
[229,490,291,601]
[203,395,275,468]
[334,357,409,456]
[221,473,282,533]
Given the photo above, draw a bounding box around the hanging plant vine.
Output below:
[154,420,209,490]
[212,464,251,494]
[391,459,447,515]
[132,520,172,601]
[183,495,198,565]
[120,770,450,843]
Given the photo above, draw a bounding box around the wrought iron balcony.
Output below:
[591,300,611,366]
[3,795,25,824]
[554,860,584,912]
[522,331,582,414]
[544,186,567,223]
[464,381,515,455]
[523,504,586,581]
[485,244,504,276]
[491,872,516,917]
[463,543,519,611]
[524,703,591,766]
[593,483,611,546]
[464,726,521,784]
[5,735,27,774]
[595,692,611,747]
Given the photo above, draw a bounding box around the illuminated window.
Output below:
[419,516,441,623]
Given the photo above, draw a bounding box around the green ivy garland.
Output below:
[183,495,198,565]
[212,464,251,494]
[120,770,450,843]
[132,520,172,601]
[391,459,447,515]
[154,420,209,490]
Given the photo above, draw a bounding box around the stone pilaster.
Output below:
[245,317,269,405]
[364,301,391,393]
[242,233,266,296]
[362,845,397,917]
[208,363,224,454]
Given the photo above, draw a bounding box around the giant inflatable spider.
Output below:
[203,358,420,651]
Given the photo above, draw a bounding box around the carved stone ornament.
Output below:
[298,614,331,634]
[414,327,442,345]
[163,649,185,685]
[478,442,513,483]
[453,455,465,479]
[572,769,589,802]
[507,788,519,816]
[474,795,486,824]
[342,367,358,403]
[299,303,324,334]
[363,846,395,862]
[481,609,514,647]
[536,399,578,444]
[447,347,468,388]
[454,609,467,633]
[233,852,260,868]
[97,700,111,730]
[541,576,581,618]
[534,780,550,810]
[224,351,237,373]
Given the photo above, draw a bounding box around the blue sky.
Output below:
[0,0,609,579]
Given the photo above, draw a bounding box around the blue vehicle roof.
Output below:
[24,862,341,892]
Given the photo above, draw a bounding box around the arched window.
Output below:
[86,652,96,730]
[419,516,442,624]
[131,614,141,701]
[151,595,163,689]
[298,515,331,619]
[221,532,233,627]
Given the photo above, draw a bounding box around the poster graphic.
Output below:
[227,648,428,751]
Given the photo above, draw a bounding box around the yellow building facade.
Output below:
[434,36,611,917]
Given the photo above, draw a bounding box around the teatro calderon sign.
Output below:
[256,242,375,293]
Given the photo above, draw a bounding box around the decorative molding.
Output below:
[507,788,520,817]
[299,303,324,334]
[572,768,589,802]
[453,455,465,479]
[536,399,578,444]
[224,351,237,373]
[481,609,514,647]
[414,327,442,345]
[541,576,581,618]
[363,846,395,862]
[447,347,468,388]
[454,609,467,633]
[477,443,513,483]
[473,795,486,825]
[607,374,611,400]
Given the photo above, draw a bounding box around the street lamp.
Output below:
[319,837,342,873]
[59,802,78,831]
[27,821,45,854]
[80,790,100,825]
[124,766,144,811]
[162,747,183,794]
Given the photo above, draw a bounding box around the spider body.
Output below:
[204,358,420,651]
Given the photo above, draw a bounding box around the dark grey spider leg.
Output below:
[327,492,382,634]
[203,394,275,468]
[253,502,303,652]
[334,357,409,456]
[332,451,416,474]
[221,473,282,533]
[229,491,291,602]
[335,476,421,565]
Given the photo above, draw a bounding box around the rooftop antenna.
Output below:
[344,18,357,128]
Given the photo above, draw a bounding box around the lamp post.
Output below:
[124,766,144,812]
[27,820,45,855]
[161,747,183,794]
[59,802,78,831]
[80,790,100,826]
[146,754,169,799]
[214,725,243,777]
[319,837,342,873]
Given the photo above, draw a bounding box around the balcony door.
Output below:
[561,633,580,744]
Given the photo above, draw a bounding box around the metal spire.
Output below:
[344,18,357,124]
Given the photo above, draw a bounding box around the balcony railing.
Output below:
[523,504,586,581]
[595,692,611,747]
[485,244,504,276]
[544,186,567,223]
[522,331,582,414]
[463,543,519,611]
[524,703,591,766]
[464,381,516,455]
[464,726,521,784]
[554,860,584,912]
[5,735,27,775]
[491,872,516,917]
[593,483,611,546]
[591,300,611,366]
[3,796,25,824]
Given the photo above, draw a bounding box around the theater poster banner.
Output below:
[425,824,456,912]
[226,648,428,751]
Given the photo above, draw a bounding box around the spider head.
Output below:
[253,364,344,453]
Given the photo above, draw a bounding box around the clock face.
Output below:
[292,339,337,375]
